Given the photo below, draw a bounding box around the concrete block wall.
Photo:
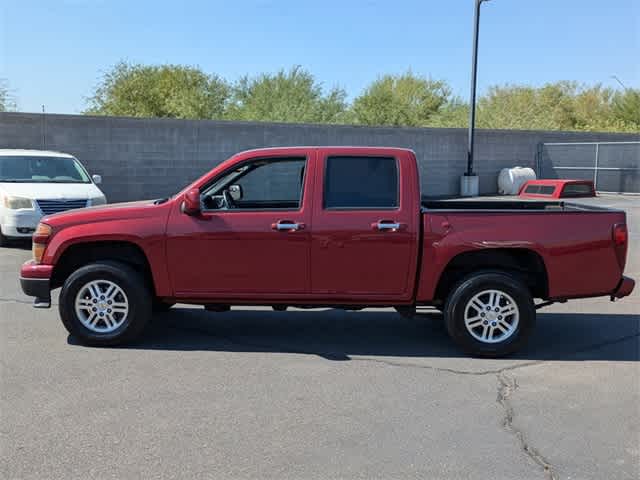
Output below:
[1,112,638,202]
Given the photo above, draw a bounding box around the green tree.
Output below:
[0,79,16,112]
[475,82,639,132]
[352,72,452,127]
[428,97,469,128]
[226,66,347,123]
[475,82,577,131]
[82,62,638,132]
[571,84,615,130]
[612,88,640,129]
[85,62,230,119]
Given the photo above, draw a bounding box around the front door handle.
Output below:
[374,220,402,231]
[272,220,304,231]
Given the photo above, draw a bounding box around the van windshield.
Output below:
[0,156,91,183]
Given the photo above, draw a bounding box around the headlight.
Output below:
[3,196,34,209]
[32,223,52,264]
[89,196,107,206]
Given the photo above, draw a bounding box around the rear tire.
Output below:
[59,261,152,346]
[444,271,535,357]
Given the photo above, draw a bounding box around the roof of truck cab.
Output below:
[0,149,75,158]
[237,146,416,155]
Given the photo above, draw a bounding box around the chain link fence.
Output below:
[537,141,640,193]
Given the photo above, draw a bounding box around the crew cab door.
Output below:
[165,150,314,298]
[310,148,420,301]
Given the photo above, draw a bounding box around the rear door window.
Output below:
[324,156,398,209]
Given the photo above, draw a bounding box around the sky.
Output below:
[1,0,638,114]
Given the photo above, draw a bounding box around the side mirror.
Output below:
[92,174,102,185]
[182,188,201,215]
[228,184,243,201]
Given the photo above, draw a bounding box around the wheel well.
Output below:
[434,249,548,302]
[51,241,155,293]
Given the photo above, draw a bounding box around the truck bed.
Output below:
[421,199,619,213]
[417,197,628,302]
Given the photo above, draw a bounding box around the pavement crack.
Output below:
[347,356,544,376]
[497,372,557,480]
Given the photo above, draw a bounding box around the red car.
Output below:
[518,179,596,199]
[19,147,634,357]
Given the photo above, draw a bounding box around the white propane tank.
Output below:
[498,167,537,195]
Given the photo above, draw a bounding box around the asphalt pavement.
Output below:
[1,194,638,479]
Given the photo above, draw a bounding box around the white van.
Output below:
[0,150,107,245]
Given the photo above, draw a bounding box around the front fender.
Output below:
[42,216,172,297]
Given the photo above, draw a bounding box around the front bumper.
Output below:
[611,276,635,300]
[1,209,42,238]
[20,261,53,308]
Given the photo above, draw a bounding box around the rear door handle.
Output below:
[373,220,402,231]
[272,220,304,231]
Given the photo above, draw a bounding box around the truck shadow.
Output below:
[70,308,639,362]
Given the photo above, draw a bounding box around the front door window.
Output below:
[202,157,306,211]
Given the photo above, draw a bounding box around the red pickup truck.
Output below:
[19,147,634,357]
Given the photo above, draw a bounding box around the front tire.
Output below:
[444,271,535,357]
[59,261,152,346]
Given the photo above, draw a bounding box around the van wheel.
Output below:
[444,271,535,357]
[59,261,151,346]
[0,230,9,247]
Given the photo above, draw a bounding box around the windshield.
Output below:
[0,155,91,183]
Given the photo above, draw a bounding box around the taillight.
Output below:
[613,224,627,246]
[612,224,628,270]
[32,223,52,264]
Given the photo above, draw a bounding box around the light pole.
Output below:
[611,75,628,90]
[461,0,491,197]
